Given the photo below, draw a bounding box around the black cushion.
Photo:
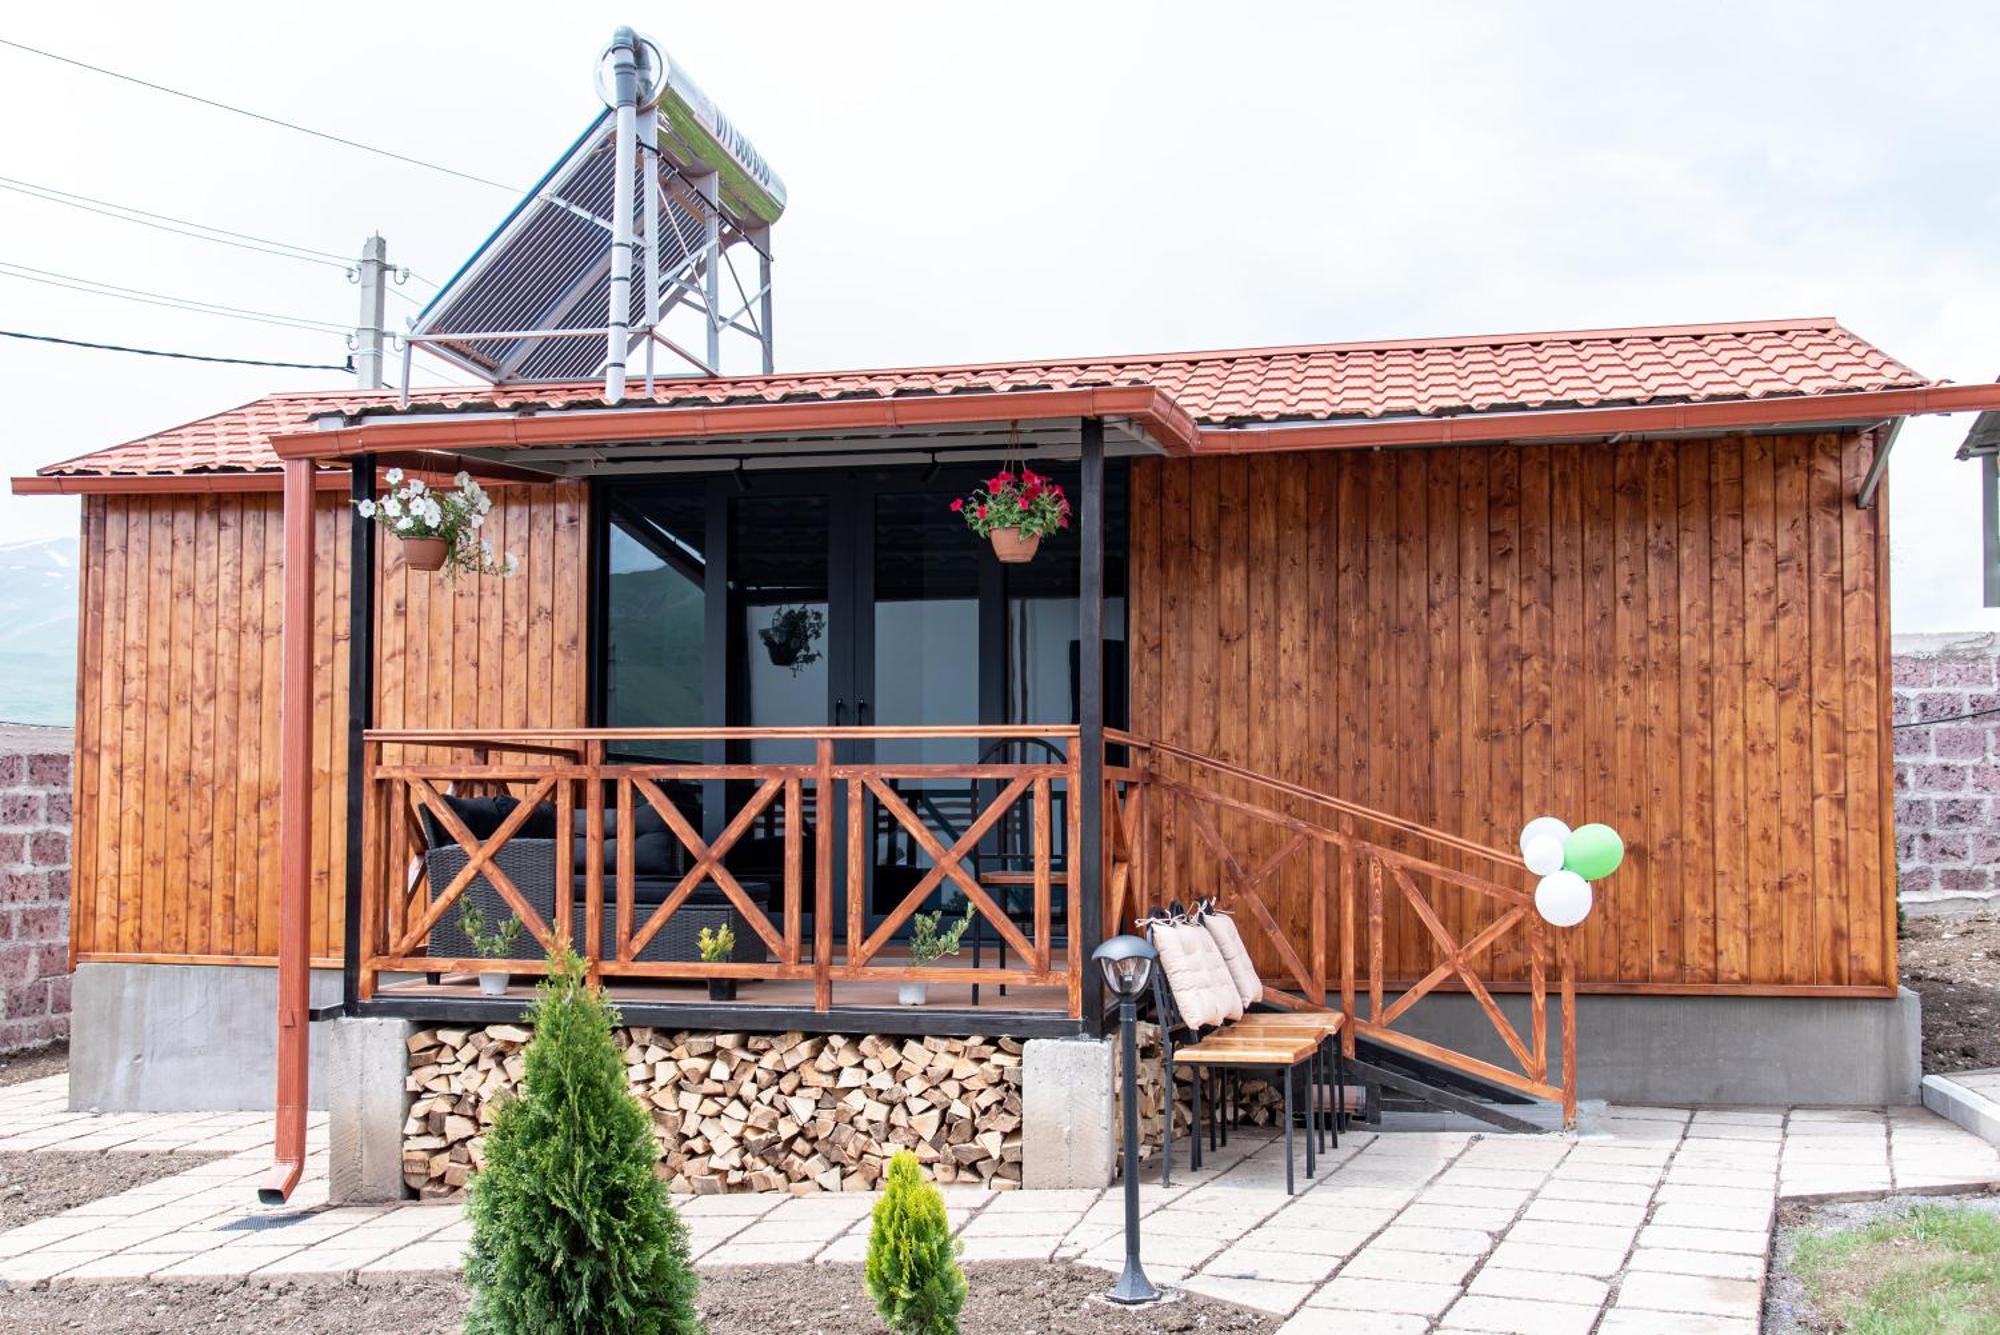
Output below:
[421,793,518,847]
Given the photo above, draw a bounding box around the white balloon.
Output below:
[1519,816,1572,860]
[1523,833,1567,877]
[1534,870,1593,928]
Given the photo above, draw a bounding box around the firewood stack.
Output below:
[402,1025,1027,1198]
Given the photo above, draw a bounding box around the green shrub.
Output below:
[463,945,700,1334]
[865,1150,966,1335]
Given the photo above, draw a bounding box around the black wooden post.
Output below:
[1079,417,1106,1033]
[342,459,378,1014]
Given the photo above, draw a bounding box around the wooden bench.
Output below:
[1145,923,1346,1195]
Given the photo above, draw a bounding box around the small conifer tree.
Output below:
[865,1150,967,1335]
[463,944,700,1335]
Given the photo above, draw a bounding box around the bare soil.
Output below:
[0,1042,65,1088]
[1900,914,2000,1073]
[0,1262,1274,1333]
[0,1151,225,1232]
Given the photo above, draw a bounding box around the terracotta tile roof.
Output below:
[39,317,1929,478]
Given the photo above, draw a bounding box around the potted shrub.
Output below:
[949,466,1070,563]
[456,901,524,997]
[698,922,738,1002]
[355,468,521,577]
[758,605,824,674]
[899,901,976,1005]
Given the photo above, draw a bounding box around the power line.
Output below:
[1894,704,2000,730]
[0,260,351,333]
[0,35,519,194]
[0,327,352,371]
[0,174,352,269]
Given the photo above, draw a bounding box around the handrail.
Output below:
[1106,729,1579,1128]
[370,724,1084,744]
[1106,729,1517,868]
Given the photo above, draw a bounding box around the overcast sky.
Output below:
[1,2,1996,631]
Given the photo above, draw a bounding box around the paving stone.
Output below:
[1437,1294,1601,1334]
[1649,1201,1771,1232]
[695,1238,823,1266]
[1483,1240,1627,1278]
[1466,1265,1608,1307]
[1368,1225,1494,1256]
[959,1209,1084,1237]
[1307,1275,1461,1317]
[1502,1218,1636,1254]
[1277,1310,1429,1335]
[957,1233,1062,1261]
[1417,1183,1532,1211]
[1624,1246,1764,1281]
[1535,1176,1654,1204]
[1637,1223,1770,1255]
[1614,1271,1762,1318]
[1180,1273,1314,1315]
[1201,1246,1343,1283]
[1522,1196,1647,1227]
[1239,1225,1375,1258]
[1598,1309,1756,1334]
[1340,1247,1477,1285]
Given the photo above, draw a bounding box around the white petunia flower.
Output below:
[384,467,404,485]
[454,471,472,488]
[382,496,402,518]
[408,477,426,496]
[356,499,377,519]
[502,552,520,577]
[470,511,484,528]
[395,516,413,531]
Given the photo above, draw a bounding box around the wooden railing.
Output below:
[358,726,1083,1017]
[1106,730,1580,1127]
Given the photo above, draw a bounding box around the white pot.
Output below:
[897,982,928,1007]
[478,971,510,997]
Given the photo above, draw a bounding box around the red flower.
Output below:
[1021,480,1043,502]
[987,470,1014,492]
[949,497,964,513]
[1021,468,1041,488]
[1058,513,1071,529]
[977,504,988,520]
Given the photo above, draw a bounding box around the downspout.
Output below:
[259,459,318,1203]
[602,27,642,404]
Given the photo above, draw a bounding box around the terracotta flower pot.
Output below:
[401,536,448,571]
[988,528,1041,564]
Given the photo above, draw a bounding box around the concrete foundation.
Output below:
[1378,987,1924,1106]
[70,963,343,1113]
[1021,1037,1116,1188]
[326,1016,416,1204]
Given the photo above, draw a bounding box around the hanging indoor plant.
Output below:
[898,901,976,1005]
[355,468,520,577]
[759,605,825,673]
[949,466,1070,564]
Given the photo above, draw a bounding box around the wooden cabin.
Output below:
[23,317,1998,1157]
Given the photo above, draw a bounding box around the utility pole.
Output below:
[354,234,389,389]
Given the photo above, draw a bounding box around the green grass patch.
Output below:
[1792,1203,2000,1334]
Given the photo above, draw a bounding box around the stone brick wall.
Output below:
[1893,634,2000,915]
[0,726,72,1051]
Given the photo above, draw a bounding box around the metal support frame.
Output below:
[341,463,377,1013]
[1079,418,1107,1034]
[259,460,317,1204]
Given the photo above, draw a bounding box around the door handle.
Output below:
[857,699,871,725]
[834,697,848,725]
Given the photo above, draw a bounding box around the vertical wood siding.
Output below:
[1128,433,1895,993]
[71,484,587,965]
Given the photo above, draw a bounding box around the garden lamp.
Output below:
[1093,934,1161,1305]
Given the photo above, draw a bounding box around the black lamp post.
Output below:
[1093,933,1161,1305]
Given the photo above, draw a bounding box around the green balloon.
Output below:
[1563,823,1624,880]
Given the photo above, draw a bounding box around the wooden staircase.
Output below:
[1103,731,1580,1131]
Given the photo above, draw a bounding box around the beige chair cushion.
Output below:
[1152,920,1244,1030]
[1202,910,1264,1009]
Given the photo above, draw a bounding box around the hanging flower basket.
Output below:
[355,469,519,579]
[400,537,449,571]
[986,528,1041,564]
[950,465,1069,563]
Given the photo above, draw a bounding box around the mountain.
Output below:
[0,536,77,727]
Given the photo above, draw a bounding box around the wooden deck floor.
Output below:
[374,972,1072,1013]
